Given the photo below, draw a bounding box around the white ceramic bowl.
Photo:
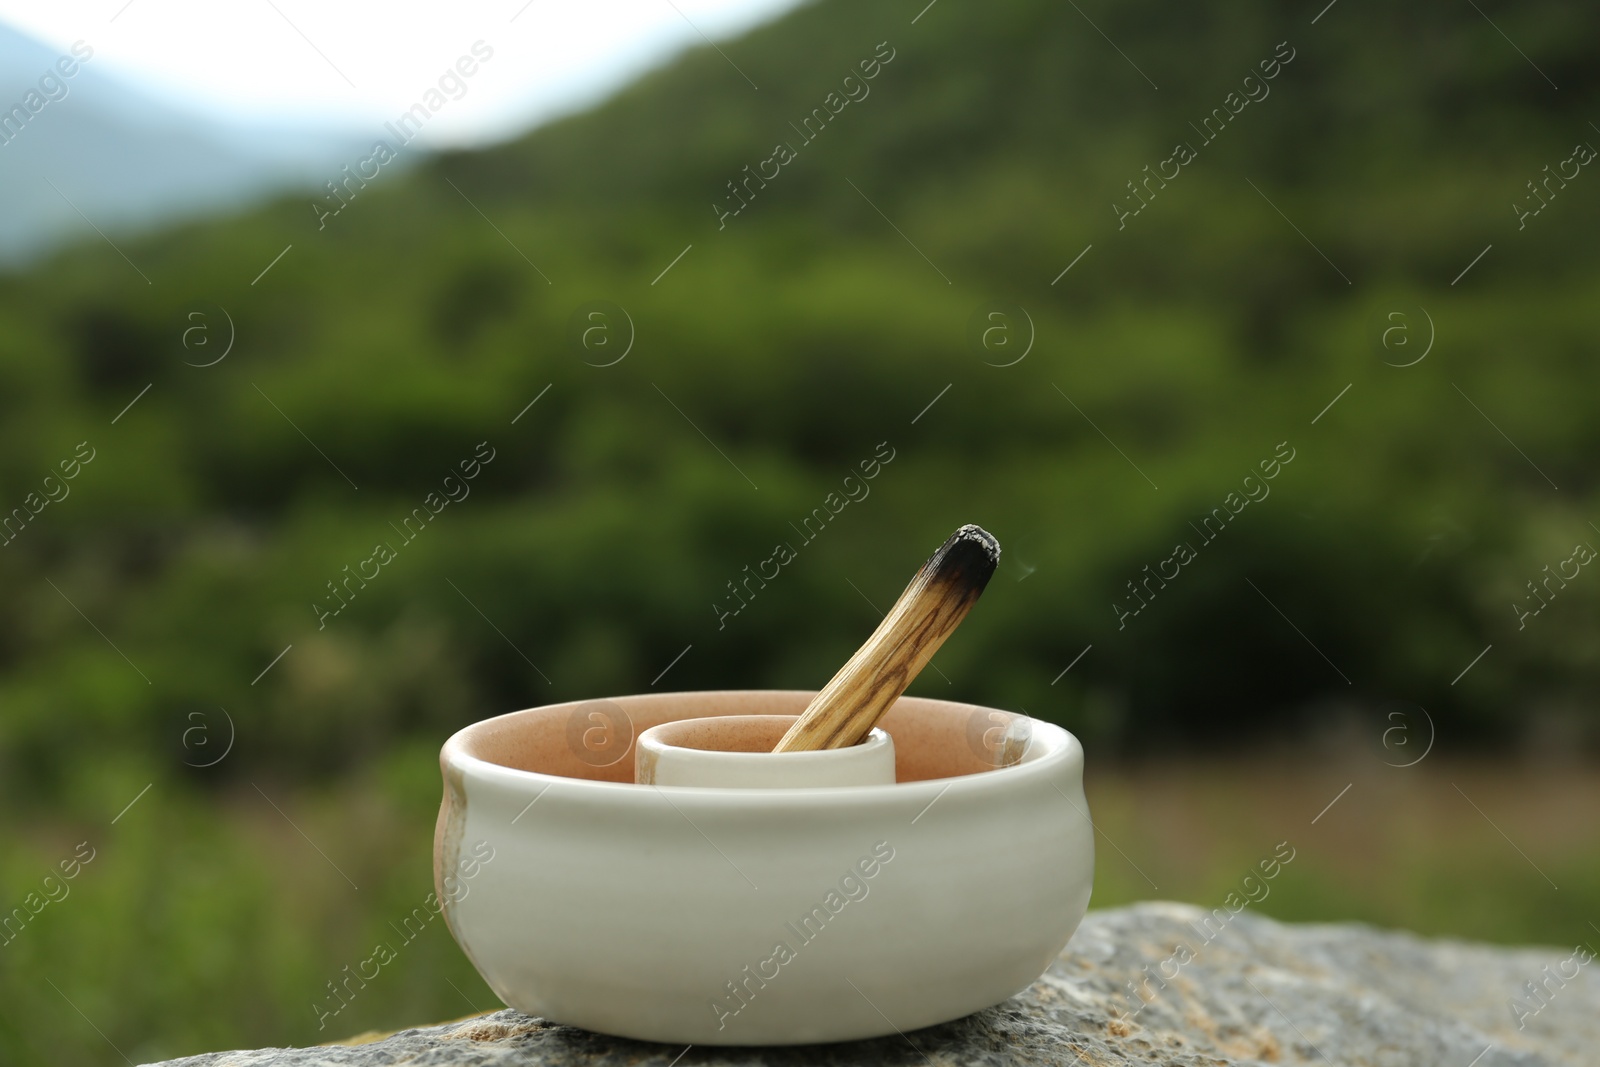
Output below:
[436,690,1093,1046]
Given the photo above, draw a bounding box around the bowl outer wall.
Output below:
[439,694,1094,1045]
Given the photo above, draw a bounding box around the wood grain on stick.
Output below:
[772,524,1000,753]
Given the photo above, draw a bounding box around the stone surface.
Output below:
[145,902,1599,1066]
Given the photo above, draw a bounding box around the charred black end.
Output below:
[923,523,1000,602]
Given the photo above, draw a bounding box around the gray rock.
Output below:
[144,902,1599,1066]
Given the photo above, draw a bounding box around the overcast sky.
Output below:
[0,0,802,145]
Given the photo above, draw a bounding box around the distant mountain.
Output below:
[0,23,371,266]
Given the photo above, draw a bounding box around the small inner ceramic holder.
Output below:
[635,714,895,788]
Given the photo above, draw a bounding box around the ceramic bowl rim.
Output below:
[442,690,1081,806]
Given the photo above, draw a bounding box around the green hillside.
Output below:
[4,0,1597,784]
[2,0,1599,1058]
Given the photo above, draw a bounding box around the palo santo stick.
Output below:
[772,524,1000,753]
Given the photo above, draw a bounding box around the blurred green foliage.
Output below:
[1,0,1598,1060]
[3,0,1600,780]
